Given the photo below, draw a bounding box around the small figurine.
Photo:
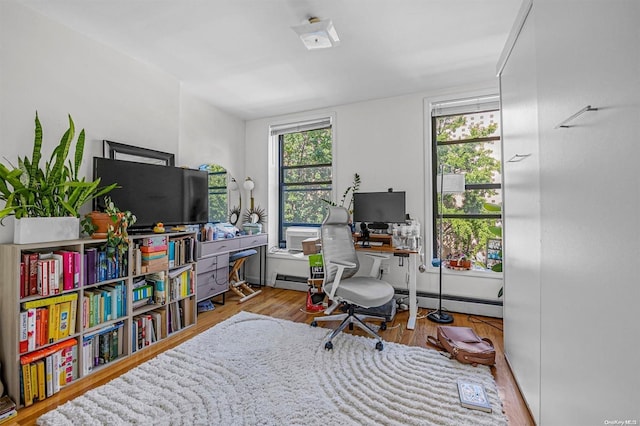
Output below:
[153,222,165,233]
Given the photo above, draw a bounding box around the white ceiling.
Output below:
[21,0,522,120]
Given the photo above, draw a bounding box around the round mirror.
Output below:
[228,206,241,226]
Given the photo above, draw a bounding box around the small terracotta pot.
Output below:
[88,211,120,239]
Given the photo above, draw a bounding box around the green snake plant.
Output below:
[0,112,117,221]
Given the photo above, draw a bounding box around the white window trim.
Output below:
[267,112,337,247]
[423,89,502,275]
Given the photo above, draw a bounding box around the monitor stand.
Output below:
[368,222,389,234]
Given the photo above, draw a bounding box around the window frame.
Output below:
[273,119,334,248]
[430,101,502,271]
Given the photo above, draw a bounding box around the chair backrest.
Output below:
[321,206,359,284]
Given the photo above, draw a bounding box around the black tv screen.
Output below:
[353,191,406,224]
[93,157,208,229]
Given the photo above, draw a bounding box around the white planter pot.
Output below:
[13,217,80,244]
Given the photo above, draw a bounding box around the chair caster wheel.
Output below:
[310,321,318,327]
[375,341,384,351]
[380,322,387,331]
[325,341,333,350]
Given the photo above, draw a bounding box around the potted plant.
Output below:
[0,112,117,243]
[82,196,136,259]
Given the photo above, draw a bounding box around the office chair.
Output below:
[310,206,395,351]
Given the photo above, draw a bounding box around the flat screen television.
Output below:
[93,157,208,230]
[353,191,406,224]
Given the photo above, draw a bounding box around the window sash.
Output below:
[431,97,502,271]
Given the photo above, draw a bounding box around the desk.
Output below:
[196,234,268,303]
[355,244,418,330]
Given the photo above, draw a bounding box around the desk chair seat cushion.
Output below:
[324,276,395,309]
[229,249,257,262]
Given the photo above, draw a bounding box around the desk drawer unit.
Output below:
[196,254,230,301]
[240,234,268,249]
[199,238,241,257]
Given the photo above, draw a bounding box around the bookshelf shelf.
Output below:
[0,231,197,410]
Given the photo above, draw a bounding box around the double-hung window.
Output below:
[430,96,502,271]
[203,164,228,223]
[272,118,333,248]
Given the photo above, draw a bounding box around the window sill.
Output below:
[267,248,311,261]
[427,265,503,280]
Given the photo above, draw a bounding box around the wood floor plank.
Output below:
[11,287,534,425]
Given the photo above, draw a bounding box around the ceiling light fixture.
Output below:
[291,17,340,50]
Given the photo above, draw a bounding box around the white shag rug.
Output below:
[38,311,507,426]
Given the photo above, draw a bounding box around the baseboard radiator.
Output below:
[272,273,309,292]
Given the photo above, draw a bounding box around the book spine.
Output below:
[21,363,33,407]
[45,354,54,397]
[73,251,81,288]
[86,249,97,286]
[26,308,36,352]
[56,251,74,291]
[19,311,29,354]
[36,359,46,401]
[28,253,38,296]
[22,292,79,310]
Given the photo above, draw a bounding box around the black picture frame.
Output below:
[103,140,175,166]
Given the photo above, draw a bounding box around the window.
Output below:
[273,118,333,248]
[431,96,502,271]
[202,164,228,223]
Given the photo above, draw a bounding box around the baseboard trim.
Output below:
[504,353,537,425]
[394,289,503,306]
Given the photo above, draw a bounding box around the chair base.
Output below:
[311,304,386,350]
[229,280,262,303]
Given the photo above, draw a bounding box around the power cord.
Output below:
[467,314,503,332]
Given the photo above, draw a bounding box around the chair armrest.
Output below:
[327,259,357,269]
[325,260,357,300]
[364,253,391,278]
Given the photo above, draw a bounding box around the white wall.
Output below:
[245,86,504,316]
[178,91,245,178]
[0,2,246,243]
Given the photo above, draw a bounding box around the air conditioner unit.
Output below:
[286,226,320,251]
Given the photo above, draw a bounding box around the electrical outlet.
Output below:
[380,263,390,274]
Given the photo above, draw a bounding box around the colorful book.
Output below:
[21,363,33,407]
[85,248,97,286]
[58,301,72,339]
[30,363,38,402]
[48,303,60,343]
[141,252,167,261]
[26,308,36,352]
[73,251,82,288]
[36,359,46,401]
[140,244,168,253]
[19,311,28,354]
[142,235,168,247]
[25,252,39,296]
[51,252,64,294]
[0,395,16,415]
[54,250,75,291]
[22,292,78,310]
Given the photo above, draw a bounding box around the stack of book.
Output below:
[20,293,78,353]
[0,396,17,425]
[139,236,169,273]
[81,321,124,374]
[20,250,82,298]
[19,338,78,407]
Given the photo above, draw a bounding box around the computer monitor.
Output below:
[353,191,406,224]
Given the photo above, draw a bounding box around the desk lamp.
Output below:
[427,167,465,324]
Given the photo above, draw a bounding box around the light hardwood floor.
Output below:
[12,287,534,425]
